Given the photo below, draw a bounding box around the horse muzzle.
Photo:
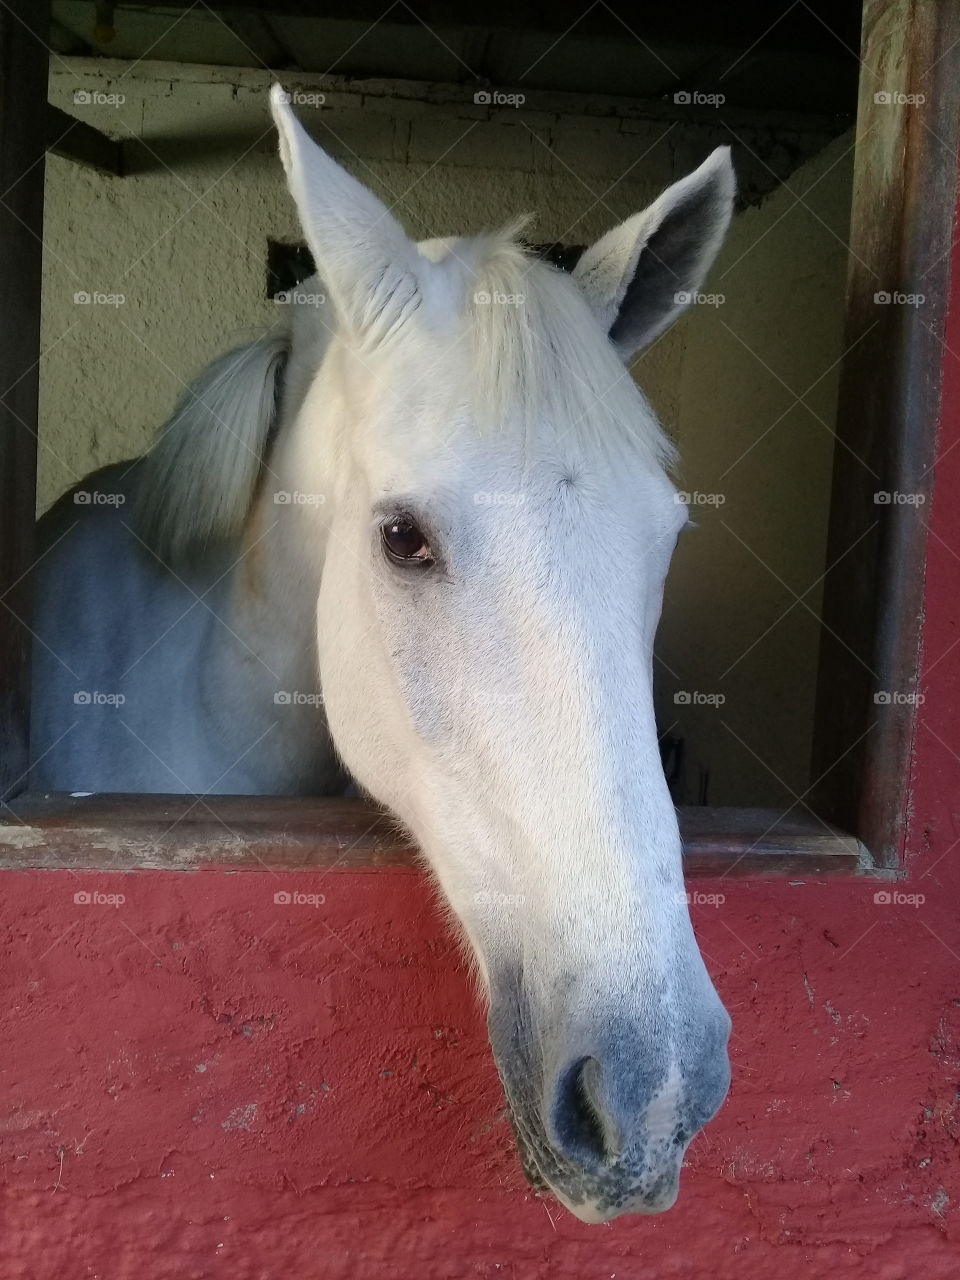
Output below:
[489,991,731,1223]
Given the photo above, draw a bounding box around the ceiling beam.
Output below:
[64,1,863,59]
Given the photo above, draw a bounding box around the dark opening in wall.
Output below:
[266,239,586,298]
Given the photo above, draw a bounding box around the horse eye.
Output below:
[381,514,434,567]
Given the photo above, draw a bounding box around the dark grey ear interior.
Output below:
[610,178,732,354]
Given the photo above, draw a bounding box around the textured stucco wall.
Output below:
[38,60,851,805]
[3,704,960,1280]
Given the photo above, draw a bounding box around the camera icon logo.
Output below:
[274,691,291,705]
[274,890,292,905]
[73,90,91,105]
[274,491,291,504]
[474,90,491,105]
[74,690,91,704]
[74,890,92,904]
[674,690,692,705]
[674,91,691,105]
[873,91,892,105]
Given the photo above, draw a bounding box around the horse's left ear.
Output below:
[573,147,735,359]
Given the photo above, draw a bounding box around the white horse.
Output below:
[33,84,736,1222]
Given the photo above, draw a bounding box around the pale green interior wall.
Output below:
[656,133,854,807]
[38,60,853,806]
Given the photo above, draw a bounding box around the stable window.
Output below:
[2,0,957,875]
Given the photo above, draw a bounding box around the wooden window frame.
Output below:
[1,0,957,875]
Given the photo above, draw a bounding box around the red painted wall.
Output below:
[5,208,960,1280]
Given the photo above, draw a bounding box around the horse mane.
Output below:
[466,229,677,470]
[132,331,290,567]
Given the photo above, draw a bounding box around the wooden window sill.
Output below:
[0,793,868,875]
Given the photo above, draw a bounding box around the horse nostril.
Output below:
[550,1056,618,1170]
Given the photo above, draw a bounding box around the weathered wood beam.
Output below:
[0,794,866,875]
[810,0,960,864]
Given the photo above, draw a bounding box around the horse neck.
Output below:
[193,331,344,790]
[217,414,330,692]
[185,467,336,792]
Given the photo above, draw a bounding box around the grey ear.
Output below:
[572,147,735,359]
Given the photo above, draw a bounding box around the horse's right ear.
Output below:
[270,84,422,341]
[572,147,735,359]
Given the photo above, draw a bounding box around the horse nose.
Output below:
[547,1052,697,1169]
[549,1056,622,1171]
[488,975,732,1220]
[540,1023,731,1218]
